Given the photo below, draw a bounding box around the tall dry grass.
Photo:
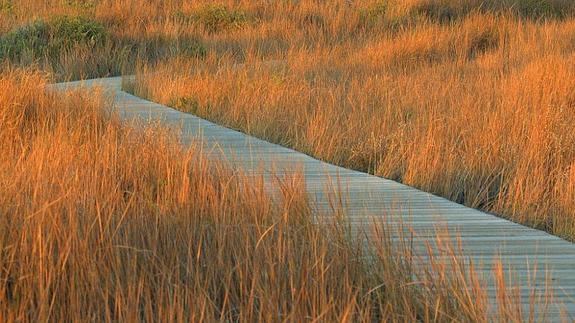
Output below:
[0,1,570,320]
[127,1,575,240]
[3,0,575,79]
[0,67,551,322]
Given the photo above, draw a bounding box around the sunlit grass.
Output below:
[0,68,553,321]
[128,1,575,240]
[0,1,573,320]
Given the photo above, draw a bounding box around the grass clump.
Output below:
[0,21,49,62]
[0,15,107,62]
[49,15,107,50]
[194,5,248,33]
[173,5,248,33]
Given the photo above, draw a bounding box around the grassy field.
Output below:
[0,68,546,322]
[5,0,570,239]
[0,0,573,320]
[127,0,575,239]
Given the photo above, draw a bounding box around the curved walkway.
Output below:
[52,77,575,321]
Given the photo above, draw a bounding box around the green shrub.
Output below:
[0,21,50,61]
[194,5,248,33]
[50,16,106,49]
[0,16,107,62]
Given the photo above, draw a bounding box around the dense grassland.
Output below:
[1,0,572,320]
[5,0,570,238]
[1,68,547,322]
[127,0,575,240]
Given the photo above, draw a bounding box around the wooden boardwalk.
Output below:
[52,77,575,321]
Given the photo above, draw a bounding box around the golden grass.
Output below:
[1,1,573,319]
[1,68,554,321]
[122,1,575,240]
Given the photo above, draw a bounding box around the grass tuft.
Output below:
[0,20,49,62]
[193,5,248,33]
[49,15,107,50]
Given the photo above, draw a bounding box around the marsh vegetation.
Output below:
[0,68,545,322]
[1,0,574,321]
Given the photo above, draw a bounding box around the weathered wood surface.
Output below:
[51,77,575,321]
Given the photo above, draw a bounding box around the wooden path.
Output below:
[52,77,575,321]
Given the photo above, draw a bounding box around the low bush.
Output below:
[64,0,98,10]
[194,5,248,33]
[0,20,49,62]
[0,15,107,62]
[49,15,107,50]
[173,6,248,33]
